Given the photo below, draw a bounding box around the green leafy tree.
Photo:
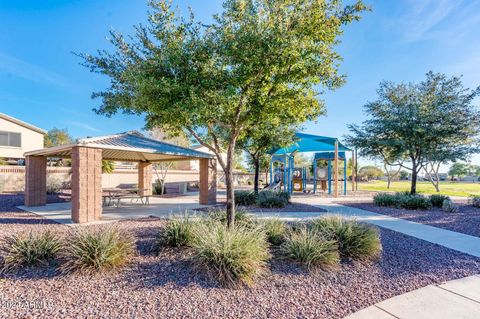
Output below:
[79,0,367,227]
[44,128,74,147]
[346,72,480,194]
[358,166,383,181]
[448,163,480,180]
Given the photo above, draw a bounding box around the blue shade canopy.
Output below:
[270,132,351,155]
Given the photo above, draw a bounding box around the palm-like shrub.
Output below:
[310,216,381,260]
[2,231,61,272]
[234,191,257,206]
[281,227,339,270]
[260,218,287,245]
[156,217,196,248]
[60,227,135,273]
[191,222,271,288]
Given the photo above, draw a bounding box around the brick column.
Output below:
[138,162,152,196]
[199,158,217,205]
[25,156,47,206]
[71,146,102,223]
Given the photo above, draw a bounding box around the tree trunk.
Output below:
[225,145,236,229]
[410,165,418,195]
[253,156,260,195]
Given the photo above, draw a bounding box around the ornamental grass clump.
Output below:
[1,231,61,273]
[310,216,382,260]
[156,216,196,249]
[60,226,135,273]
[442,199,459,213]
[191,222,271,288]
[281,226,339,270]
[259,218,287,246]
[207,207,255,227]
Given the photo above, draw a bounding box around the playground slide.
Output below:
[263,180,282,191]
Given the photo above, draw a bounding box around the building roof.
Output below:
[0,113,47,134]
[270,132,351,155]
[25,131,214,162]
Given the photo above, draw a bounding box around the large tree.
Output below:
[346,72,480,194]
[44,127,74,147]
[79,0,367,227]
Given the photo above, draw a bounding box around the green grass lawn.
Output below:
[357,180,480,197]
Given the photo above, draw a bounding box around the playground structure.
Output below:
[268,133,356,197]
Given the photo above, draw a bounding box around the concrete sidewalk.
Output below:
[345,275,480,319]
[313,203,480,258]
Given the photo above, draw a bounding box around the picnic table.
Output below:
[102,188,151,207]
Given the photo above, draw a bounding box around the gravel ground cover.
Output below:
[0,194,479,319]
[344,201,480,238]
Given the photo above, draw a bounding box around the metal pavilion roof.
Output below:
[24,131,213,162]
[270,132,351,155]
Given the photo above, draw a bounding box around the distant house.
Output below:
[0,113,46,163]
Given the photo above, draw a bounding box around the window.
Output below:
[0,131,22,147]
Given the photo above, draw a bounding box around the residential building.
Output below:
[0,113,46,163]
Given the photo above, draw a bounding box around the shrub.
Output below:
[234,190,257,206]
[398,194,432,210]
[260,218,287,245]
[374,192,432,210]
[256,191,290,208]
[442,199,459,213]
[373,193,398,207]
[60,227,135,273]
[191,222,271,288]
[46,176,63,194]
[310,216,382,260]
[281,226,339,270]
[1,231,61,273]
[471,196,480,208]
[207,207,254,227]
[429,194,450,208]
[156,217,196,248]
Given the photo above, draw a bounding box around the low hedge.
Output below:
[373,192,432,210]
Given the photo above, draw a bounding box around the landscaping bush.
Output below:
[234,190,257,206]
[259,218,287,245]
[373,193,398,207]
[60,227,135,273]
[191,222,271,288]
[399,194,432,210]
[281,226,339,270]
[46,176,63,194]
[429,194,450,208]
[309,216,382,260]
[256,191,290,208]
[207,207,254,227]
[471,196,480,208]
[373,192,432,210]
[1,231,61,273]
[156,216,196,248]
[442,199,459,213]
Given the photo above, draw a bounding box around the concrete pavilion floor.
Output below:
[18,192,223,225]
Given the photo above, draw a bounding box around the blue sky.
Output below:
[1,0,480,167]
